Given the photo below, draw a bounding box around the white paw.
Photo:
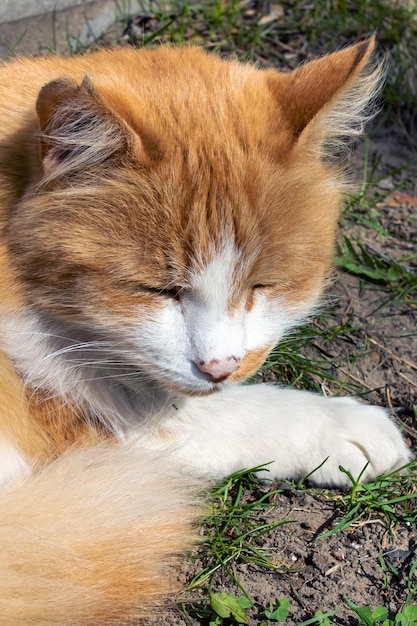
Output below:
[160,386,413,489]
[295,397,412,488]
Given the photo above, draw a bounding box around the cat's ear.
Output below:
[269,37,380,145]
[36,76,144,181]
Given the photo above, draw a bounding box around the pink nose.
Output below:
[194,357,241,382]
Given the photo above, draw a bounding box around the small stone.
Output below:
[369,351,380,363]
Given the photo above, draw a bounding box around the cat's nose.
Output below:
[194,357,241,382]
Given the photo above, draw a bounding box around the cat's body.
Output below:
[0,41,411,624]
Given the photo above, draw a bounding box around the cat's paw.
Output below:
[165,386,412,489]
[297,397,412,488]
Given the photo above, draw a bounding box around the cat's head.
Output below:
[6,40,379,395]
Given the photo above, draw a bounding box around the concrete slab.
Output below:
[0,0,92,23]
[0,0,140,56]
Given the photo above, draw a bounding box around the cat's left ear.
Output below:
[268,37,380,145]
[36,75,146,181]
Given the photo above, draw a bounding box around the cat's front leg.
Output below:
[157,385,412,488]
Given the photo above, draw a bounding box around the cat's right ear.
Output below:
[267,37,381,150]
[36,76,151,182]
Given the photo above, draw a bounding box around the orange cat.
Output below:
[0,40,411,625]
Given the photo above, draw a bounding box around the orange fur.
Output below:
[229,346,273,382]
[0,41,379,623]
[0,444,200,625]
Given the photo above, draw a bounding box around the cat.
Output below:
[0,38,411,625]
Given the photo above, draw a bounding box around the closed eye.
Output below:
[122,279,182,298]
[252,284,276,290]
[142,286,181,300]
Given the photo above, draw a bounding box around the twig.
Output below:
[369,338,417,371]
[337,367,375,391]
[398,371,417,389]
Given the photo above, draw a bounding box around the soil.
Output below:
[172,489,415,625]
[3,7,416,624]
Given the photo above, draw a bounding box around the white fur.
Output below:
[184,241,302,362]
[0,440,28,490]
[135,386,412,488]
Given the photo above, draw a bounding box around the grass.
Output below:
[334,235,417,304]
[176,460,417,624]
[345,600,417,625]
[319,459,417,538]
[187,467,293,592]
[255,306,381,396]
